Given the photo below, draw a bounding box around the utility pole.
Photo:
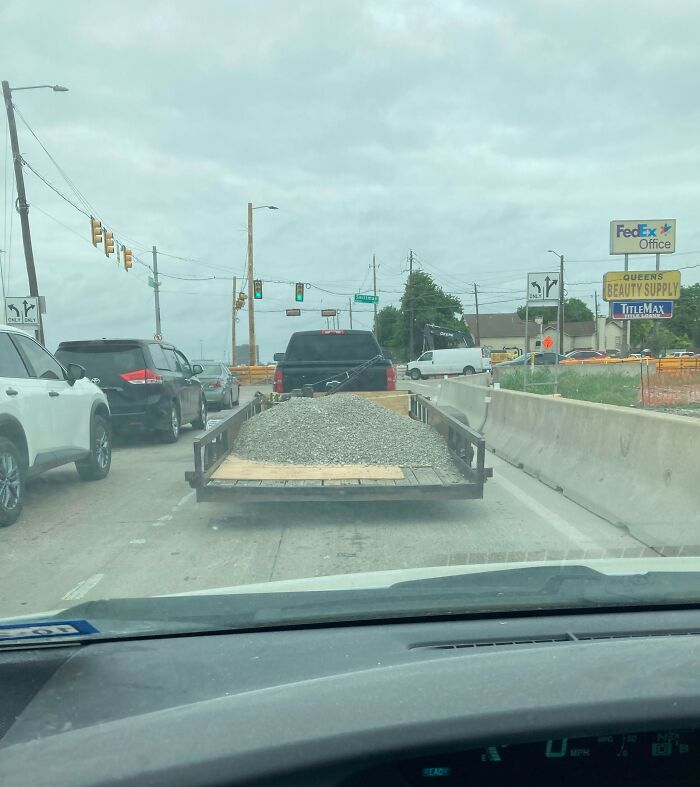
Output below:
[247,202,256,367]
[473,283,481,345]
[408,249,414,359]
[152,245,162,338]
[2,80,43,344]
[231,274,237,366]
[558,253,564,355]
[348,296,353,329]
[372,254,378,336]
[594,290,599,351]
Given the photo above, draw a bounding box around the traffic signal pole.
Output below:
[2,80,44,344]
[247,202,256,367]
[231,274,237,366]
[152,246,162,337]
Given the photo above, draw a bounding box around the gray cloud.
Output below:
[2,0,699,360]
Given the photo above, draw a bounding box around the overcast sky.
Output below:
[2,0,699,361]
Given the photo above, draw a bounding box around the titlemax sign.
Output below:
[609,219,676,255]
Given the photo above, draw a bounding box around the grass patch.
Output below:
[498,368,640,407]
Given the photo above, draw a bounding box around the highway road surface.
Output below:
[0,380,657,618]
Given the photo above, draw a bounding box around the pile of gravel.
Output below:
[234,394,459,474]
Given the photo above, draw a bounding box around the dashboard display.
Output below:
[347,730,700,785]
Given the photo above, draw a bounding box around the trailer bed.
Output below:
[185,393,491,503]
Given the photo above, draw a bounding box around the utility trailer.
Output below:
[185,392,492,503]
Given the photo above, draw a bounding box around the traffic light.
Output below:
[253,279,263,299]
[91,217,102,246]
[104,231,115,257]
[123,248,133,270]
[295,282,304,302]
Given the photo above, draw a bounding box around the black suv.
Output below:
[55,339,207,442]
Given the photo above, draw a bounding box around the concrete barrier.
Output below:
[435,376,491,431]
[481,388,699,551]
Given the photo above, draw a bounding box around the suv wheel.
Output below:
[161,402,180,443]
[409,368,421,380]
[76,415,112,481]
[192,395,207,430]
[0,437,24,526]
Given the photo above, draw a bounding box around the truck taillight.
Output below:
[273,369,284,393]
[120,368,163,385]
[386,366,396,391]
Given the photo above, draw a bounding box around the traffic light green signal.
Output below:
[253,279,263,299]
[295,282,304,302]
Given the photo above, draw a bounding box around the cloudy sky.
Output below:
[2,0,699,361]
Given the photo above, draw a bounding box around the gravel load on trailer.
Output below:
[234,394,461,477]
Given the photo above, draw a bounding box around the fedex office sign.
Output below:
[610,219,676,255]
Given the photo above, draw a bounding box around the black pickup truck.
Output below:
[273,330,395,393]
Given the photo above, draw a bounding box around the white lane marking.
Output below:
[62,573,104,601]
[492,472,601,546]
[175,491,195,509]
[129,539,147,545]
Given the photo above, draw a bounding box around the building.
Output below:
[232,344,259,365]
[462,313,625,354]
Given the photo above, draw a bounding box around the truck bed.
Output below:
[185,393,491,503]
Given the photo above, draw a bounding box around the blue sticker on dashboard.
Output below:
[0,619,98,641]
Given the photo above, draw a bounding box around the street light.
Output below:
[547,249,565,357]
[247,203,279,366]
[1,80,69,344]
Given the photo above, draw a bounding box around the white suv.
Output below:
[0,325,111,526]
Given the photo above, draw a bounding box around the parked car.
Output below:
[0,326,111,526]
[192,360,240,410]
[494,352,567,367]
[55,339,207,443]
[406,347,491,380]
[564,350,607,361]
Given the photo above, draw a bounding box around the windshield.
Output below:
[0,1,698,644]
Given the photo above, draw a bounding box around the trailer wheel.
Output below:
[409,368,421,380]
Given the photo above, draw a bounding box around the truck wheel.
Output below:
[0,437,24,527]
[409,368,421,380]
[463,366,476,375]
[192,395,207,430]
[160,402,180,443]
[76,415,112,481]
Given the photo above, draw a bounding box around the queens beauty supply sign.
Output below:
[609,220,676,255]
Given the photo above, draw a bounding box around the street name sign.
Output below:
[610,219,676,255]
[321,309,337,317]
[5,296,39,328]
[602,270,680,301]
[285,309,301,316]
[354,294,379,304]
[527,272,560,305]
[610,300,674,320]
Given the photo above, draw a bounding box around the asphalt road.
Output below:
[0,380,656,618]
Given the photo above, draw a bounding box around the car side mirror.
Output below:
[273,353,285,363]
[66,363,86,384]
[192,364,204,375]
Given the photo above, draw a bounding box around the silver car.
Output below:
[192,361,240,410]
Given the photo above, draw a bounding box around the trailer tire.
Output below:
[409,368,422,380]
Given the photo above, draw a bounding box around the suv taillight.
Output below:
[120,368,163,385]
[273,368,284,393]
[386,366,396,391]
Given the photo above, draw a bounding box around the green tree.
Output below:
[375,270,463,361]
[516,297,593,323]
[630,284,700,351]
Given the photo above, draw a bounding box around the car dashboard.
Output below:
[2,607,700,786]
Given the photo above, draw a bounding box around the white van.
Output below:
[406,347,491,380]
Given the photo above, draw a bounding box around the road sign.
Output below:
[5,296,39,328]
[354,293,379,304]
[610,219,676,255]
[542,335,554,350]
[285,308,301,316]
[602,270,680,301]
[610,300,674,320]
[527,272,560,305]
[321,309,337,317]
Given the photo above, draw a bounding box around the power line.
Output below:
[22,157,91,217]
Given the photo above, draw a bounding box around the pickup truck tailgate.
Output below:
[281,362,389,392]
